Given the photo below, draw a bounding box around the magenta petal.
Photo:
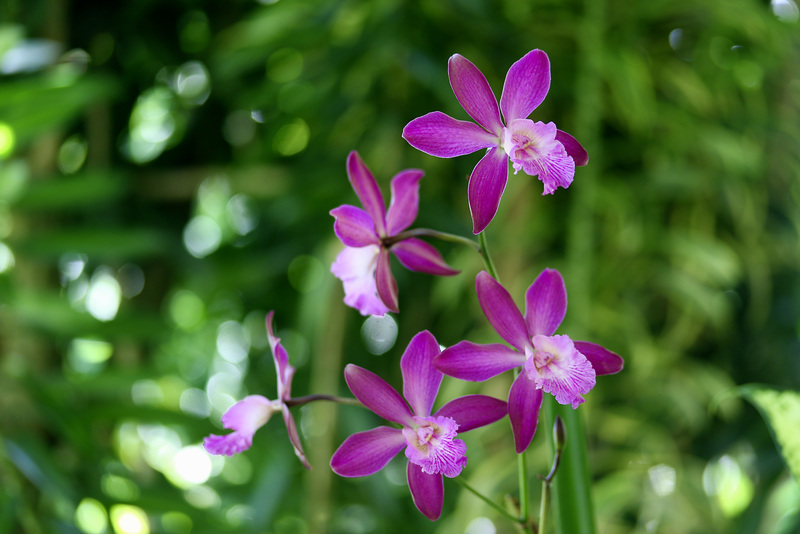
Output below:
[330,205,380,248]
[400,331,443,417]
[574,341,624,375]
[524,268,567,337]
[375,249,399,313]
[435,394,507,432]
[500,49,551,123]
[556,130,588,166]
[448,54,503,136]
[402,111,498,158]
[344,364,414,426]
[468,147,509,234]
[476,271,531,350]
[435,340,525,381]
[267,312,295,399]
[330,426,405,477]
[347,151,387,236]
[508,372,544,453]
[407,462,444,521]
[385,169,423,236]
[391,238,459,276]
[203,432,252,456]
[282,406,311,469]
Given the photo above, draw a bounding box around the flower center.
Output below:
[501,119,575,195]
[402,415,467,478]
[524,334,597,409]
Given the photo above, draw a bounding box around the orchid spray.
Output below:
[203,48,623,533]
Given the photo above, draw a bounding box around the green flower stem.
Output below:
[538,415,566,534]
[453,476,520,524]
[539,478,551,534]
[543,396,596,534]
[284,394,363,408]
[478,231,499,281]
[385,228,479,251]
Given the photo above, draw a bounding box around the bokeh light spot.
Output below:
[0,242,15,273]
[466,517,496,534]
[0,122,15,159]
[267,48,303,83]
[168,289,205,330]
[110,504,149,534]
[273,118,309,156]
[86,267,122,321]
[361,315,398,355]
[75,498,108,534]
[58,134,88,174]
[183,215,222,258]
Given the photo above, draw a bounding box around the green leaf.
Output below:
[739,385,800,482]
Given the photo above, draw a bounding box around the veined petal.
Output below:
[407,462,444,521]
[400,331,443,417]
[375,249,399,313]
[347,151,387,236]
[385,169,423,236]
[448,54,503,136]
[402,111,498,158]
[435,340,525,381]
[573,341,624,375]
[468,147,509,234]
[476,271,531,350]
[435,394,507,432]
[508,372,544,453]
[221,395,277,434]
[330,426,405,477]
[330,205,379,247]
[555,129,588,166]
[500,49,551,123]
[282,405,311,469]
[527,335,596,408]
[391,238,459,276]
[344,364,414,426]
[524,268,567,336]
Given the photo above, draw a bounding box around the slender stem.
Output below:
[478,231,499,280]
[517,448,530,525]
[539,479,551,534]
[284,394,363,407]
[385,228,479,250]
[453,476,520,523]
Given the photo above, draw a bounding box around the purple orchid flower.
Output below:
[330,330,507,520]
[330,151,458,316]
[434,270,623,453]
[402,49,589,234]
[203,311,311,469]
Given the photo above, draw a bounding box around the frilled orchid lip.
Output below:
[402,415,468,478]
[523,335,596,409]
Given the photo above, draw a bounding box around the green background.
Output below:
[1,0,799,533]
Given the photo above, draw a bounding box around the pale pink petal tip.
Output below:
[221,395,277,434]
[203,432,253,456]
[331,245,389,317]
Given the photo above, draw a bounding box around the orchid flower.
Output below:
[330,151,458,316]
[403,49,588,234]
[203,311,311,469]
[330,331,507,520]
[434,270,623,453]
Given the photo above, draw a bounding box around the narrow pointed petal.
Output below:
[330,205,380,247]
[574,341,624,375]
[347,151,387,236]
[330,426,405,477]
[468,147,508,234]
[448,54,503,136]
[555,130,588,166]
[391,238,459,276]
[402,111,498,158]
[385,169,423,236]
[476,271,531,350]
[524,268,567,336]
[407,462,444,521]
[500,49,551,123]
[435,340,525,381]
[400,331,443,417]
[375,249,399,313]
[508,373,544,453]
[266,312,292,396]
[344,364,414,426]
[435,394,507,432]
[282,406,311,469]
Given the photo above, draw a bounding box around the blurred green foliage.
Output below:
[1,0,799,533]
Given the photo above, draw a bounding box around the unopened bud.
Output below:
[553,415,566,453]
